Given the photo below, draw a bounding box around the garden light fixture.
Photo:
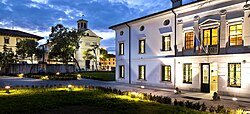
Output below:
[232,97,237,101]
[5,86,10,93]
[56,72,60,75]
[140,86,145,89]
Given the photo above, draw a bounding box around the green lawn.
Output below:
[0,88,208,114]
[82,71,115,81]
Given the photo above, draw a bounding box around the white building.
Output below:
[110,0,250,97]
[76,19,102,71]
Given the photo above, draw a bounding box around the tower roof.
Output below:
[77,19,88,23]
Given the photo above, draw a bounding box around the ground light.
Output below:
[140,86,145,89]
[68,84,73,91]
[56,72,60,75]
[5,86,10,93]
[77,74,81,80]
[18,73,24,78]
[232,97,237,101]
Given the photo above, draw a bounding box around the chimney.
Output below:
[171,0,182,8]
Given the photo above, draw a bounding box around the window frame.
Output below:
[185,32,194,49]
[4,37,10,44]
[229,24,243,46]
[119,65,125,79]
[119,42,124,55]
[162,35,171,51]
[139,39,146,54]
[138,65,146,80]
[162,65,171,82]
[228,63,241,88]
[183,63,192,84]
[203,28,218,46]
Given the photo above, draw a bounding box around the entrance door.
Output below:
[201,63,210,93]
[85,60,90,70]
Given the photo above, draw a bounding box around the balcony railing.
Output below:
[203,45,218,55]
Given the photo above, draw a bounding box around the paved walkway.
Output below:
[0,76,250,110]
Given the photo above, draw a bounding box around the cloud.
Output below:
[92,29,115,40]
[0,0,177,54]
[26,3,41,9]
[31,0,48,4]
[1,0,7,5]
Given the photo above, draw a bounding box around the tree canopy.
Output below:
[49,24,80,72]
[16,39,42,63]
[0,45,15,71]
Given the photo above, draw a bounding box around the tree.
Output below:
[49,24,81,72]
[99,48,108,70]
[82,44,100,71]
[100,48,108,61]
[0,45,15,73]
[16,39,42,64]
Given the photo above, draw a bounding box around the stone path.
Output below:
[0,76,250,111]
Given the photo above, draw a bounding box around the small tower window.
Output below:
[140,26,145,31]
[81,23,83,28]
[84,23,87,29]
[120,31,124,36]
[163,19,170,26]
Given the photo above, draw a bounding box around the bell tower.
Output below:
[77,19,88,30]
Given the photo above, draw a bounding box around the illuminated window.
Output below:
[162,35,171,51]
[228,63,241,88]
[229,24,242,46]
[139,39,145,54]
[16,38,21,43]
[119,65,125,78]
[139,65,146,80]
[162,65,171,81]
[4,37,9,44]
[203,28,218,46]
[185,32,194,49]
[119,42,124,55]
[183,63,192,84]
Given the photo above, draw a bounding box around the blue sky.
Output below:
[0,0,193,54]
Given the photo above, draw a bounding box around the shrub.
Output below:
[201,103,207,111]
[185,100,193,108]
[193,102,201,110]
[209,106,215,113]
[215,105,226,113]
[174,99,178,106]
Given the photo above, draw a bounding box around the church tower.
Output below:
[77,19,88,30]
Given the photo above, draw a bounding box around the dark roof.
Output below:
[109,0,205,29]
[108,54,115,57]
[0,28,43,40]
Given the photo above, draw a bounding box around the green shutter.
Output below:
[162,66,165,81]
[162,36,165,51]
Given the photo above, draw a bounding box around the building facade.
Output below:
[100,54,116,71]
[110,0,250,97]
[75,19,102,71]
[0,28,42,63]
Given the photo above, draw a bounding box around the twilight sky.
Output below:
[0,0,193,54]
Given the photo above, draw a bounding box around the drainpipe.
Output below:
[171,9,177,88]
[125,23,131,84]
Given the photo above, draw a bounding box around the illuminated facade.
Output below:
[100,54,116,71]
[110,0,250,97]
[75,19,102,71]
[0,28,42,63]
